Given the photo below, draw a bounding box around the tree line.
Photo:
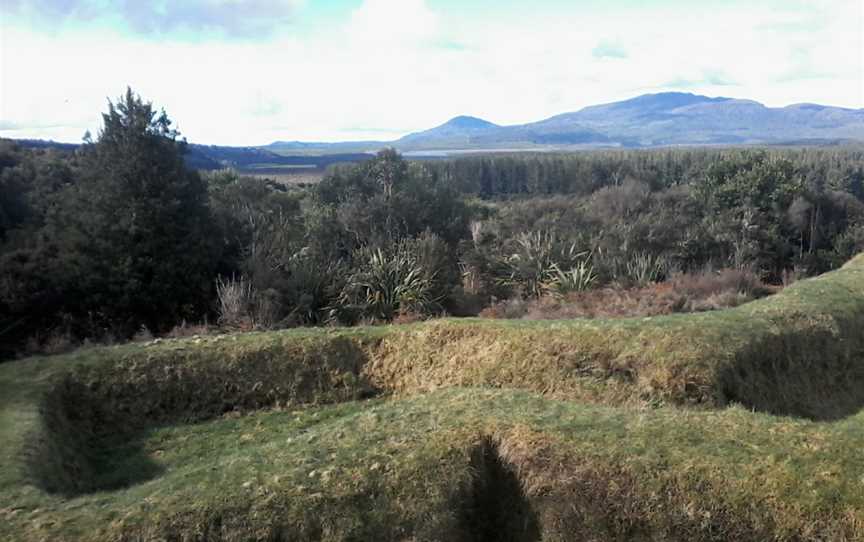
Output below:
[2,90,863,358]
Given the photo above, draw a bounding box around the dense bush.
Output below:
[2,90,864,358]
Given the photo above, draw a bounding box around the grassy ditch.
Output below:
[23,333,379,495]
[3,389,864,540]
[0,254,862,540]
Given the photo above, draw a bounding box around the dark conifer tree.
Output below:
[61,88,216,334]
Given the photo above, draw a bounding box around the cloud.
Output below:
[1,0,861,145]
[663,70,737,88]
[591,41,628,59]
[346,0,439,47]
[0,0,301,38]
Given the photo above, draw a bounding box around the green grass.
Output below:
[0,254,863,540]
[3,390,864,540]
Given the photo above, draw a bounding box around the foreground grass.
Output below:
[0,254,862,540]
[3,389,864,540]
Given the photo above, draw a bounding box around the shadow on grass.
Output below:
[22,409,166,496]
[461,437,541,542]
[86,433,166,492]
[23,334,380,496]
[716,328,864,421]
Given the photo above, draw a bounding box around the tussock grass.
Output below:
[0,254,862,540]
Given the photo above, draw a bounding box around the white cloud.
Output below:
[0,0,304,38]
[346,0,439,48]
[0,0,861,145]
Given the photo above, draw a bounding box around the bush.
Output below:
[494,230,590,298]
[542,260,597,296]
[331,238,445,323]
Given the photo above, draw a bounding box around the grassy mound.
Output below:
[4,390,864,540]
[372,253,864,418]
[0,254,862,540]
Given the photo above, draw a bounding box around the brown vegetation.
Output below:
[480,267,775,320]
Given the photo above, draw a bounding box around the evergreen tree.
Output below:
[60,88,216,334]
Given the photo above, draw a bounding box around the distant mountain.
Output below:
[277,92,863,153]
[264,140,387,155]
[12,93,863,163]
[185,145,370,170]
[184,144,286,169]
[390,93,863,150]
[398,116,500,146]
[522,92,864,146]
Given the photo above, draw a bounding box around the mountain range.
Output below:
[268,92,864,154]
[11,93,864,171]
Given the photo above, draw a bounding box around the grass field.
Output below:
[1,254,863,540]
[236,166,325,185]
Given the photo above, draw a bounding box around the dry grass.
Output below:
[164,320,215,338]
[481,268,774,320]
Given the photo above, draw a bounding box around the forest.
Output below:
[2,90,864,359]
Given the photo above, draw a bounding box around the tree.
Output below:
[58,88,216,334]
[370,147,406,200]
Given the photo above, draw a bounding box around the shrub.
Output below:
[494,230,589,298]
[542,260,597,296]
[331,239,444,323]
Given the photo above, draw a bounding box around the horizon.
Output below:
[1,0,862,146]
[7,90,864,148]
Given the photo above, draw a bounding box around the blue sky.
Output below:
[1,0,861,145]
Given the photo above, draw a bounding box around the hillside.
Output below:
[1,253,863,540]
[186,145,372,177]
[397,116,502,148]
[11,139,373,177]
[264,92,864,154]
[406,92,864,149]
[530,93,864,146]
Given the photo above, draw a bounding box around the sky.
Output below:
[0,0,862,146]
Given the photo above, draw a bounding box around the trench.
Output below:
[460,437,541,542]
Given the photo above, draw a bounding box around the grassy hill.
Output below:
[1,253,863,540]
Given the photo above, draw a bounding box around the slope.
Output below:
[0,253,863,540]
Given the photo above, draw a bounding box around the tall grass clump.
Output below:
[494,230,591,298]
[215,275,254,327]
[542,260,598,296]
[331,237,445,323]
